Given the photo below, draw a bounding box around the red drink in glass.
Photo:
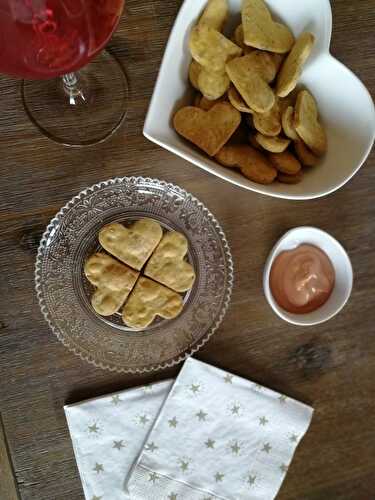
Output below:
[0,0,124,79]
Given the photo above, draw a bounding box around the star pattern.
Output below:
[88,423,99,434]
[139,414,149,426]
[196,410,208,421]
[145,442,158,452]
[148,472,159,483]
[190,383,201,395]
[71,367,310,499]
[259,416,269,426]
[179,459,190,473]
[113,440,125,451]
[205,439,215,449]
[262,443,272,453]
[93,463,104,474]
[111,395,121,405]
[290,433,299,443]
[215,472,225,482]
[230,441,241,455]
[231,404,241,415]
[168,417,178,428]
[247,474,256,486]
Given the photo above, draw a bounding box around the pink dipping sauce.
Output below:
[270,244,335,314]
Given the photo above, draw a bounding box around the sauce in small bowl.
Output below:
[263,227,353,326]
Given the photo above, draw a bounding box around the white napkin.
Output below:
[64,380,173,500]
[127,358,314,500]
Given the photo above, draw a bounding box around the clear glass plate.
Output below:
[35,177,233,373]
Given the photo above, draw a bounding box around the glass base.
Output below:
[21,51,128,147]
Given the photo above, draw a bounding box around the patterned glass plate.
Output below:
[35,177,233,373]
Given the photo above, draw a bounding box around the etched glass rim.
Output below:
[35,177,234,374]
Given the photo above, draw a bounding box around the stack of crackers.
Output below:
[84,219,196,329]
[173,0,327,186]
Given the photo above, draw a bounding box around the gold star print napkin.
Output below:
[64,380,173,500]
[126,358,314,500]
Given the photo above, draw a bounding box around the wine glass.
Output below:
[0,0,128,146]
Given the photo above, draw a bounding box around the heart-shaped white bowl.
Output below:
[144,0,375,200]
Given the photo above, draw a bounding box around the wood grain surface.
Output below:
[0,1,374,499]
[0,415,20,500]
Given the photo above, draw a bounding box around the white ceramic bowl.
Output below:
[144,0,375,200]
[263,227,353,325]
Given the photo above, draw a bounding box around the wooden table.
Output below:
[0,1,374,499]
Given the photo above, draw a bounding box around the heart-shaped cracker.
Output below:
[197,94,227,111]
[145,232,196,293]
[242,0,294,54]
[173,103,241,156]
[198,0,228,32]
[232,24,254,54]
[294,90,327,156]
[99,219,163,271]
[189,60,201,90]
[255,133,290,153]
[215,144,277,184]
[226,52,277,113]
[84,253,139,316]
[278,171,303,184]
[281,106,299,140]
[190,25,242,73]
[228,85,253,113]
[268,151,301,174]
[276,32,315,97]
[294,140,320,166]
[122,277,183,329]
[253,99,281,137]
[198,67,230,100]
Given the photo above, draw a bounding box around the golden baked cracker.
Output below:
[226,52,276,113]
[255,133,290,153]
[253,100,281,137]
[189,25,242,73]
[272,53,285,74]
[99,219,163,271]
[268,151,302,174]
[228,85,253,113]
[242,0,294,53]
[189,60,202,90]
[145,232,196,293]
[278,171,303,184]
[276,32,315,97]
[122,277,183,329]
[233,24,254,53]
[294,140,320,166]
[278,91,297,114]
[197,94,227,110]
[173,103,241,156]
[281,105,299,140]
[294,90,327,156]
[198,67,230,100]
[198,0,228,32]
[84,253,139,317]
[215,144,277,184]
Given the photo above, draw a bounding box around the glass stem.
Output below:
[62,72,86,105]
